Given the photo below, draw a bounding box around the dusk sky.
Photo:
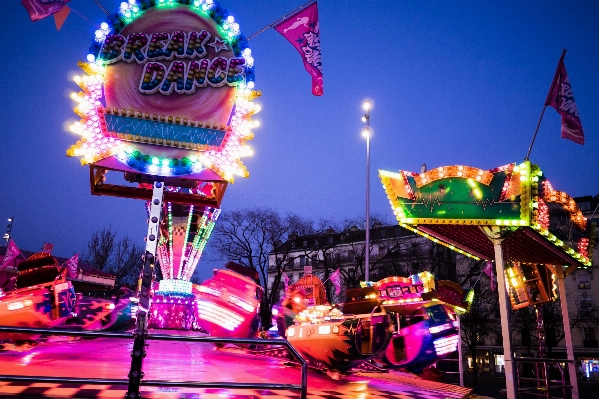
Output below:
[1,1,598,279]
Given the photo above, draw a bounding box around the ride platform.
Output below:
[0,334,472,399]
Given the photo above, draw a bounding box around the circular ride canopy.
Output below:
[379,161,593,274]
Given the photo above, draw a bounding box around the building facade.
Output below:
[267,224,457,303]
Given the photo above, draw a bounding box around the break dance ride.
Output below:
[194,262,262,338]
[376,273,461,372]
[65,0,261,394]
[0,253,136,344]
[0,253,76,342]
[281,271,468,374]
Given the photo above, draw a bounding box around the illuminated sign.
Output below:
[67,1,260,181]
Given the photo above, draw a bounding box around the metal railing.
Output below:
[0,326,307,399]
[514,357,573,399]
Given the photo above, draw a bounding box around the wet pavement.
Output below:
[0,334,472,399]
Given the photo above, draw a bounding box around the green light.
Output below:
[465,290,474,303]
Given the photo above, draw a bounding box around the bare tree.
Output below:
[82,228,144,289]
[458,269,501,385]
[209,208,314,327]
[511,306,538,354]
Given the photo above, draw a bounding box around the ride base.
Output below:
[0,333,472,399]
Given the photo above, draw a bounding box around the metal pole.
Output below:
[524,106,547,161]
[365,123,370,282]
[556,265,579,399]
[126,181,164,399]
[458,314,464,387]
[4,216,13,246]
[483,226,517,399]
[246,0,315,40]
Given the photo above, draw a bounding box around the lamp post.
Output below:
[361,100,372,282]
[4,216,13,245]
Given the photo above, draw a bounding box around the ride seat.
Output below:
[386,335,407,364]
[344,286,380,315]
[16,266,62,289]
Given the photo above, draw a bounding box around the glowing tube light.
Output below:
[433,335,459,356]
[196,300,244,331]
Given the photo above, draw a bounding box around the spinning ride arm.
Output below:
[127,181,164,399]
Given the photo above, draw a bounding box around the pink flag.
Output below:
[63,253,79,279]
[483,261,496,291]
[1,240,21,270]
[21,0,71,22]
[274,2,323,96]
[283,273,290,292]
[42,242,54,255]
[545,52,584,144]
[330,268,341,295]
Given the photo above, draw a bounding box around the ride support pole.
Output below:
[126,181,164,399]
[482,226,517,399]
[556,265,579,399]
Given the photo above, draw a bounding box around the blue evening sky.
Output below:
[1,1,598,279]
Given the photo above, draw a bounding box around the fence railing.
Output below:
[0,326,307,399]
[513,357,573,399]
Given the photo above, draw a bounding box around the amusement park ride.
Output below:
[2,2,595,399]
[276,271,468,375]
[0,252,137,344]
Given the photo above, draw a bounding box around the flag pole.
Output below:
[93,0,110,15]
[524,106,548,161]
[524,49,567,161]
[246,0,315,40]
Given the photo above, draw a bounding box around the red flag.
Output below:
[330,268,341,295]
[545,52,584,144]
[63,253,79,279]
[53,5,70,31]
[1,240,21,270]
[274,2,323,96]
[21,0,71,23]
[483,261,496,291]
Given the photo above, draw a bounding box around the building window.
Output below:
[300,256,306,266]
[577,270,591,290]
[584,327,596,340]
[476,332,485,345]
[583,328,598,348]
[325,252,333,262]
[494,355,505,373]
[579,294,593,316]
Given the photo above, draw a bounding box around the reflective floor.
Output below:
[0,335,472,399]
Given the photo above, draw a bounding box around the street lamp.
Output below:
[361,99,373,282]
[4,216,14,245]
